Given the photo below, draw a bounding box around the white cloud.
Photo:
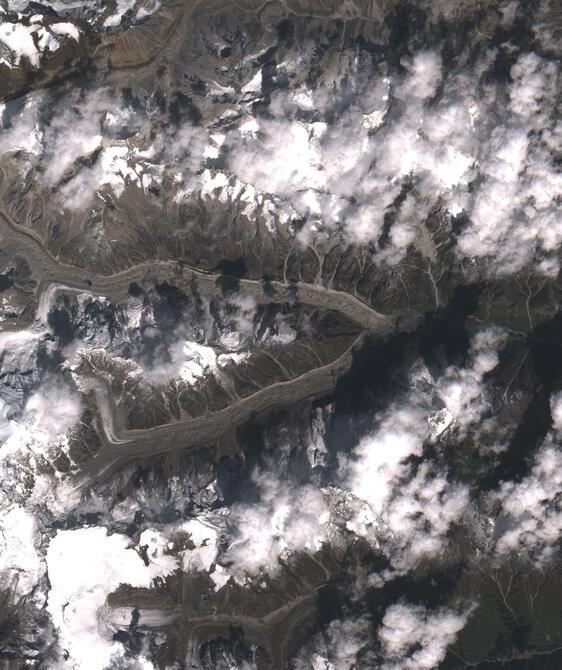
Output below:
[0,393,84,513]
[457,52,561,275]
[509,53,558,125]
[0,85,164,208]
[294,616,371,670]
[345,402,429,516]
[145,337,220,384]
[494,439,561,564]
[383,464,469,574]
[396,51,443,101]
[435,327,507,437]
[25,381,81,442]
[343,349,497,574]
[229,117,354,200]
[550,390,562,434]
[0,377,81,460]
[222,46,558,276]
[38,88,154,205]
[227,48,476,260]
[456,129,529,270]
[222,472,330,581]
[0,31,558,277]
[40,91,105,185]
[0,371,84,515]
[343,400,468,574]
[140,317,249,385]
[378,602,470,669]
[0,93,43,156]
[341,329,506,573]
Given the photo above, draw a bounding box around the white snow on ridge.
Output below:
[0,504,45,602]
[2,0,160,30]
[50,22,80,41]
[181,519,221,573]
[104,0,161,27]
[138,518,222,584]
[0,20,40,66]
[46,527,153,670]
[138,527,179,580]
[0,18,80,69]
[195,168,296,233]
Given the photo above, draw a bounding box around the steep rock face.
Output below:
[0,0,561,668]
